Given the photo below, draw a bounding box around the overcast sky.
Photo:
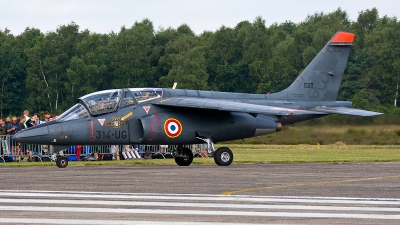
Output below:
[1,0,400,35]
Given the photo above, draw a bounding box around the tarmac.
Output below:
[1,162,400,224]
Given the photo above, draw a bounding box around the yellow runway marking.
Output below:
[222,174,400,196]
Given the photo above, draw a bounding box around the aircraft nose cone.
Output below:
[11,125,50,144]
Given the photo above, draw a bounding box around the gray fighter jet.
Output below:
[13,31,382,168]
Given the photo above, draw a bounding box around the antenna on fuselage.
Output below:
[172,82,177,89]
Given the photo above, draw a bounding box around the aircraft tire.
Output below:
[56,156,68,168]
[174,147,193,166]
[152,153,165,159]
[56,157,60,167]
[214,147,233,166]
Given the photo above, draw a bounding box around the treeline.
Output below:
[1,7,400,118]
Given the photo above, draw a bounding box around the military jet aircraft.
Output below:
[13,31,382,168]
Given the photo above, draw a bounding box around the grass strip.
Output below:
[1,145,399,167]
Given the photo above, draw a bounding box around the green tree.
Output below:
[363,16,400,105]
[339,49,377,101]
[25,22,81,114]
[159,46,209,89]
[206,26,244,92]
[352,8,379,49]
[65,33,108,108]
[158,25,209,89]
[352,89,380,109]
[236,17,272,92]
[0,29,27,117]
[257,56,298,93]
[109,19,157,88]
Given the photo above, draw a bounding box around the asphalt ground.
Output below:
[1,162,400,224]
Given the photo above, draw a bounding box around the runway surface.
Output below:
[1,162,400,224]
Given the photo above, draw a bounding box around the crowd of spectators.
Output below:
[0,110,57,161]
[0,110,55,134]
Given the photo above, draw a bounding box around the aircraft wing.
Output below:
[310,106,383,116]
[152,97,325,116]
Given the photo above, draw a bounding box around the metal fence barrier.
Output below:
[0,135,208,163]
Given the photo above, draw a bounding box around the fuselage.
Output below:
[13,88,350,147]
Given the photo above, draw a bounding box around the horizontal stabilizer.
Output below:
[153,97,325,116]
[311,107,383,117]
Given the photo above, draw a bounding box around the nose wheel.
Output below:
[56,156,68,168]
[214,147,233,166]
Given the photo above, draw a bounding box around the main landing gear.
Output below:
[175,137,233,166]
[174,146,193,166]
[173,142,233,167]
[195,137,234,166]
[213,147,233,166]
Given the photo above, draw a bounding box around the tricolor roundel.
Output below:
[164,118,182,138]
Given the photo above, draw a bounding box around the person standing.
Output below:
[6,117,20,135]
[5,117,11,128]
[27,114,40,127]
[18,115,26,130]
[30,113,45,159]
[18,115,32,161]
[7,116,20,160]
[0,118,6,136]
[0,118,7,156]
[35,113,44,124]
[23,110,30,127]
[44,111,51,122]
[17,115,27,160]
[27,116,35,127]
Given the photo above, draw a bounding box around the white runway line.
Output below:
[1,190,400,205]
[1,205,400,219]
[1,198,400,212]
[1,190,400,221]
[0,218,265,225]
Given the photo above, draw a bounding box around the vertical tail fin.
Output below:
[272,31,354,101]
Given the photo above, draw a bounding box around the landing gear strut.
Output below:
[174,146,193,166]
[196,137,233,166]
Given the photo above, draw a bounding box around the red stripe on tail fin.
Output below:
[330,31,355,43]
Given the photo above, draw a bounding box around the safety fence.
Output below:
[0,135,208,163]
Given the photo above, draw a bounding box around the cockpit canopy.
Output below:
[129,88,163,103]
[82,89,121,115]
[57,88,162,121]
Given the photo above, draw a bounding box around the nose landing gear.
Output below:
[56,156,68,168]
